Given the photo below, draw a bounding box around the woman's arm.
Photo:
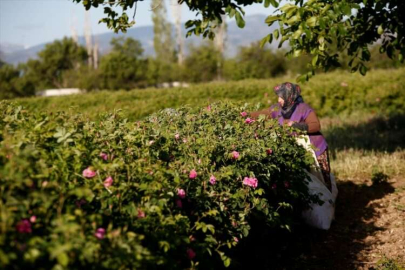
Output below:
[249,108,273,119]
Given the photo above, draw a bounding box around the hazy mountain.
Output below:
[1,14,279,65]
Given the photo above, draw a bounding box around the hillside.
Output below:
[2,14,278,65]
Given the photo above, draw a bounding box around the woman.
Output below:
[250,82,332,191]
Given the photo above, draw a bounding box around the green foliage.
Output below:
[183,43,222,82]
[31,37,88,89]
[0,100,318,268]
[225,42,287,80]
[376,256,405,270]
[72,0,405,80]
[0,64,35,100]
[15,68,405,121]
[98,37,147,90]
[151,0,176,63]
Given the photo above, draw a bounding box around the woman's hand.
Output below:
[287,120,295,127]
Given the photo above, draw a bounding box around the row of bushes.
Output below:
[16,67,405,121]
[0,101,319,269]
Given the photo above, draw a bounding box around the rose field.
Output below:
[1,68,405,269]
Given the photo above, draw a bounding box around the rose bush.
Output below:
[0,101,319,269]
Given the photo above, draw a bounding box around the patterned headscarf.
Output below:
[273,82,304,119]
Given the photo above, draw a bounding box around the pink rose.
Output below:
[95,228,106,239]
[189,169,197,179]
[149,140,155,145]
[266,149,273,155]
[243,177,258,189]
[234,237,239,243]
[231,151,240,160]
[187,248,196,259]
[206,105,211,111]
[245,118,254,124]
[99,152,108,161]
[176,199,183,208]
[30,216,36,223]
[271,183,277,190]
[177,188,186,199]
[16,219,32,234]
[284,181,290,189]
[83,167,96,178]
[182,138,188,143]
[209,175,216,185]
[104,176,113,188]
[175,133,180,139]
[240,111,248,117]
[137,209,145,218]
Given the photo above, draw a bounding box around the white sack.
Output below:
[296,136,338,230]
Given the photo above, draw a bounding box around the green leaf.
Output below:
[235,11,245,28]
[57,252,69,267]
[273,29,279,40]
[265,15,279,26]
[312,54,319,66]
[259,34,270,48]
[359,64,367,76]
[306,17,317,27]
[377,25,384,35]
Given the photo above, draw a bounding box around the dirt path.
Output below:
[290,177,405,269]
[229,177,405,270]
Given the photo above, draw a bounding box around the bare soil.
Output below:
[288,176,405,269]
[230,176,405,270]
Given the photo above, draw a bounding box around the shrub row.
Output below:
[0,101,319,269]
[15,68,405,121]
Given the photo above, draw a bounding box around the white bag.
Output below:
[296,136,338,230]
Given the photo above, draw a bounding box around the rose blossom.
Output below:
[240,111,248,117]
[187,248,196,259]
[243,177,258,188]
[245,118,254,124]
[209,175,216,185]
[99,152,108,161]
[137,209,146,218]
[175,133,180,140]
[206,105,211,111]
[29,216,36,223]
[189,169,197,179]
[271,183,277,190]
[284,181,290,189]
[95,228,106,239]
[82,167,96,178]
[231,151,240,160]
[16,219,32,234]
[177,188,186,199]
[234,237,239,243]
[104,176,113,188]
[266,149,273,155]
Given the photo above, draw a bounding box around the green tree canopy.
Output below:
[25,37,88,89]
[99,37,147,89]
[73,0,404,80]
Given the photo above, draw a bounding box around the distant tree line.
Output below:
[0,36,403,100]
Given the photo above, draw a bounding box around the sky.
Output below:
[0,0,272,48]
